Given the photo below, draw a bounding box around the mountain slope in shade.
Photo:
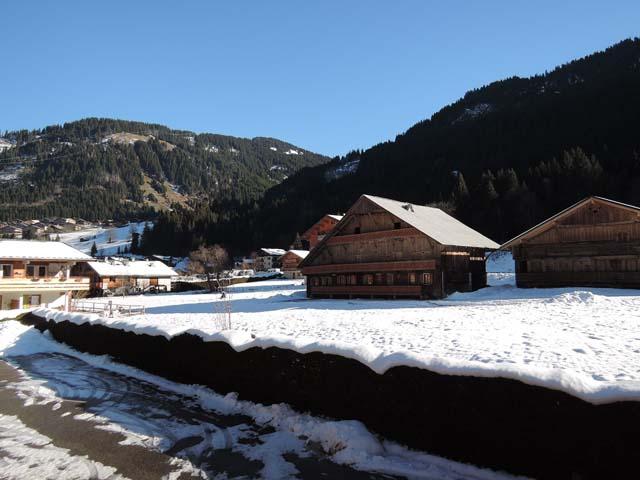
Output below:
[0,118,329,221]
[247,37,640,247]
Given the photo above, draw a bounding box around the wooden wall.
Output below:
[304,197,488,299]
[281,252,303,272]
[512,199,640,288]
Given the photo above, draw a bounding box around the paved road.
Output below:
[0,354,400,479]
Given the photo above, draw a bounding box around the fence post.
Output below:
[108,300,113,318]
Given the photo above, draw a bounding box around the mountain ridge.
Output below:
[139,37,640,255]
[0,118,329,221]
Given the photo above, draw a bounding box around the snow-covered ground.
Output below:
[52,222,147,256]
[0,414,128,480]
[0,320,515,480]
[34,259,640,404]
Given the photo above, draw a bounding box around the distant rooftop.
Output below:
[0,240,91,261]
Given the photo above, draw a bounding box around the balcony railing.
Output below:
[309,284,423,297]
[0,276,90,291]
[71,300,145,317]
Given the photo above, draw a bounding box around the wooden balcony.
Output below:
[516,271,640,288]
[327,227,421,245]
[0,276,91,292]
[302,259,436,275]
[308,284,423,298]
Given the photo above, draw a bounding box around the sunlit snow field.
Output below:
[36,252,640,403]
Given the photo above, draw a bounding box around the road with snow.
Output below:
[0,320,514,480]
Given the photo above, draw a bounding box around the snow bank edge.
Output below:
[32,308,640,405]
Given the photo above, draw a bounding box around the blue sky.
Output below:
[1,1,639,156]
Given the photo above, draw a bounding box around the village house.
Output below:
[0,240,91,310]
[254,248,286,271]
[280,250,309,279]
[74,258,178,295]
[501,196,640,288]
[299,214,343,250]
[299,194,499,299]
[0,225,23,239]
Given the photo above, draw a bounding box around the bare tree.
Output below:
[188,244,230,292]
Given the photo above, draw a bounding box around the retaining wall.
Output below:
[22,312,640,479]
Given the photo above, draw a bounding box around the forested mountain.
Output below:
[140,37,640,256]
[0,118,328,221]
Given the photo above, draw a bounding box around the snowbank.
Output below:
[32,276,640,405]
[0,320,514,480]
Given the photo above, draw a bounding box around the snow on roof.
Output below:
[0,240,91,261]
[260,248,287,256]
[287,250,310,259]
[87,260,178,277]
[327,214,344,221]
[363,195,500,249]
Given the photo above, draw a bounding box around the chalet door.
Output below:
[150,278,159,286]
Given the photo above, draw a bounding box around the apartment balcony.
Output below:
[0,276,90,292]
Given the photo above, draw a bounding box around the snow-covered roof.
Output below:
[87,260,178,277]
[0,240,91,261]
[286,250,309,259]
[260,248,287,256]
[363,195,500,249]
[327,214,343,221]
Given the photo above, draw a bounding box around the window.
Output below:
[1,264,12,278]
[422,272,433,285]
[348,274,357,285]
[363,274,373,285]
[408,272,417,285]
[386,273,394,285]
[394,222,401,230]
[312,277,319,287]
[337,275,346,285]
[26,265,47,278]
[354,227,361,234]
[375,273,384,285]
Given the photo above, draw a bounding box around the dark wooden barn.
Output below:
[299,194,499,299]
[501,196,640,288]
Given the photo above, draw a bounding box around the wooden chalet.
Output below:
[501,196,640,288]
[280,250,309,279]
[300,214,343,250]
[299,194,499,299]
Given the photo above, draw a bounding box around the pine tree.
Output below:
[90,242,98,257]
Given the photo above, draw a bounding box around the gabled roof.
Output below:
[260,248,287,256]
[87,260,177,277]
[0,240,91,261]
[362,194,499,249]
[301,214,344,239]
[500,196,640,250]
[285,249,309,259]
